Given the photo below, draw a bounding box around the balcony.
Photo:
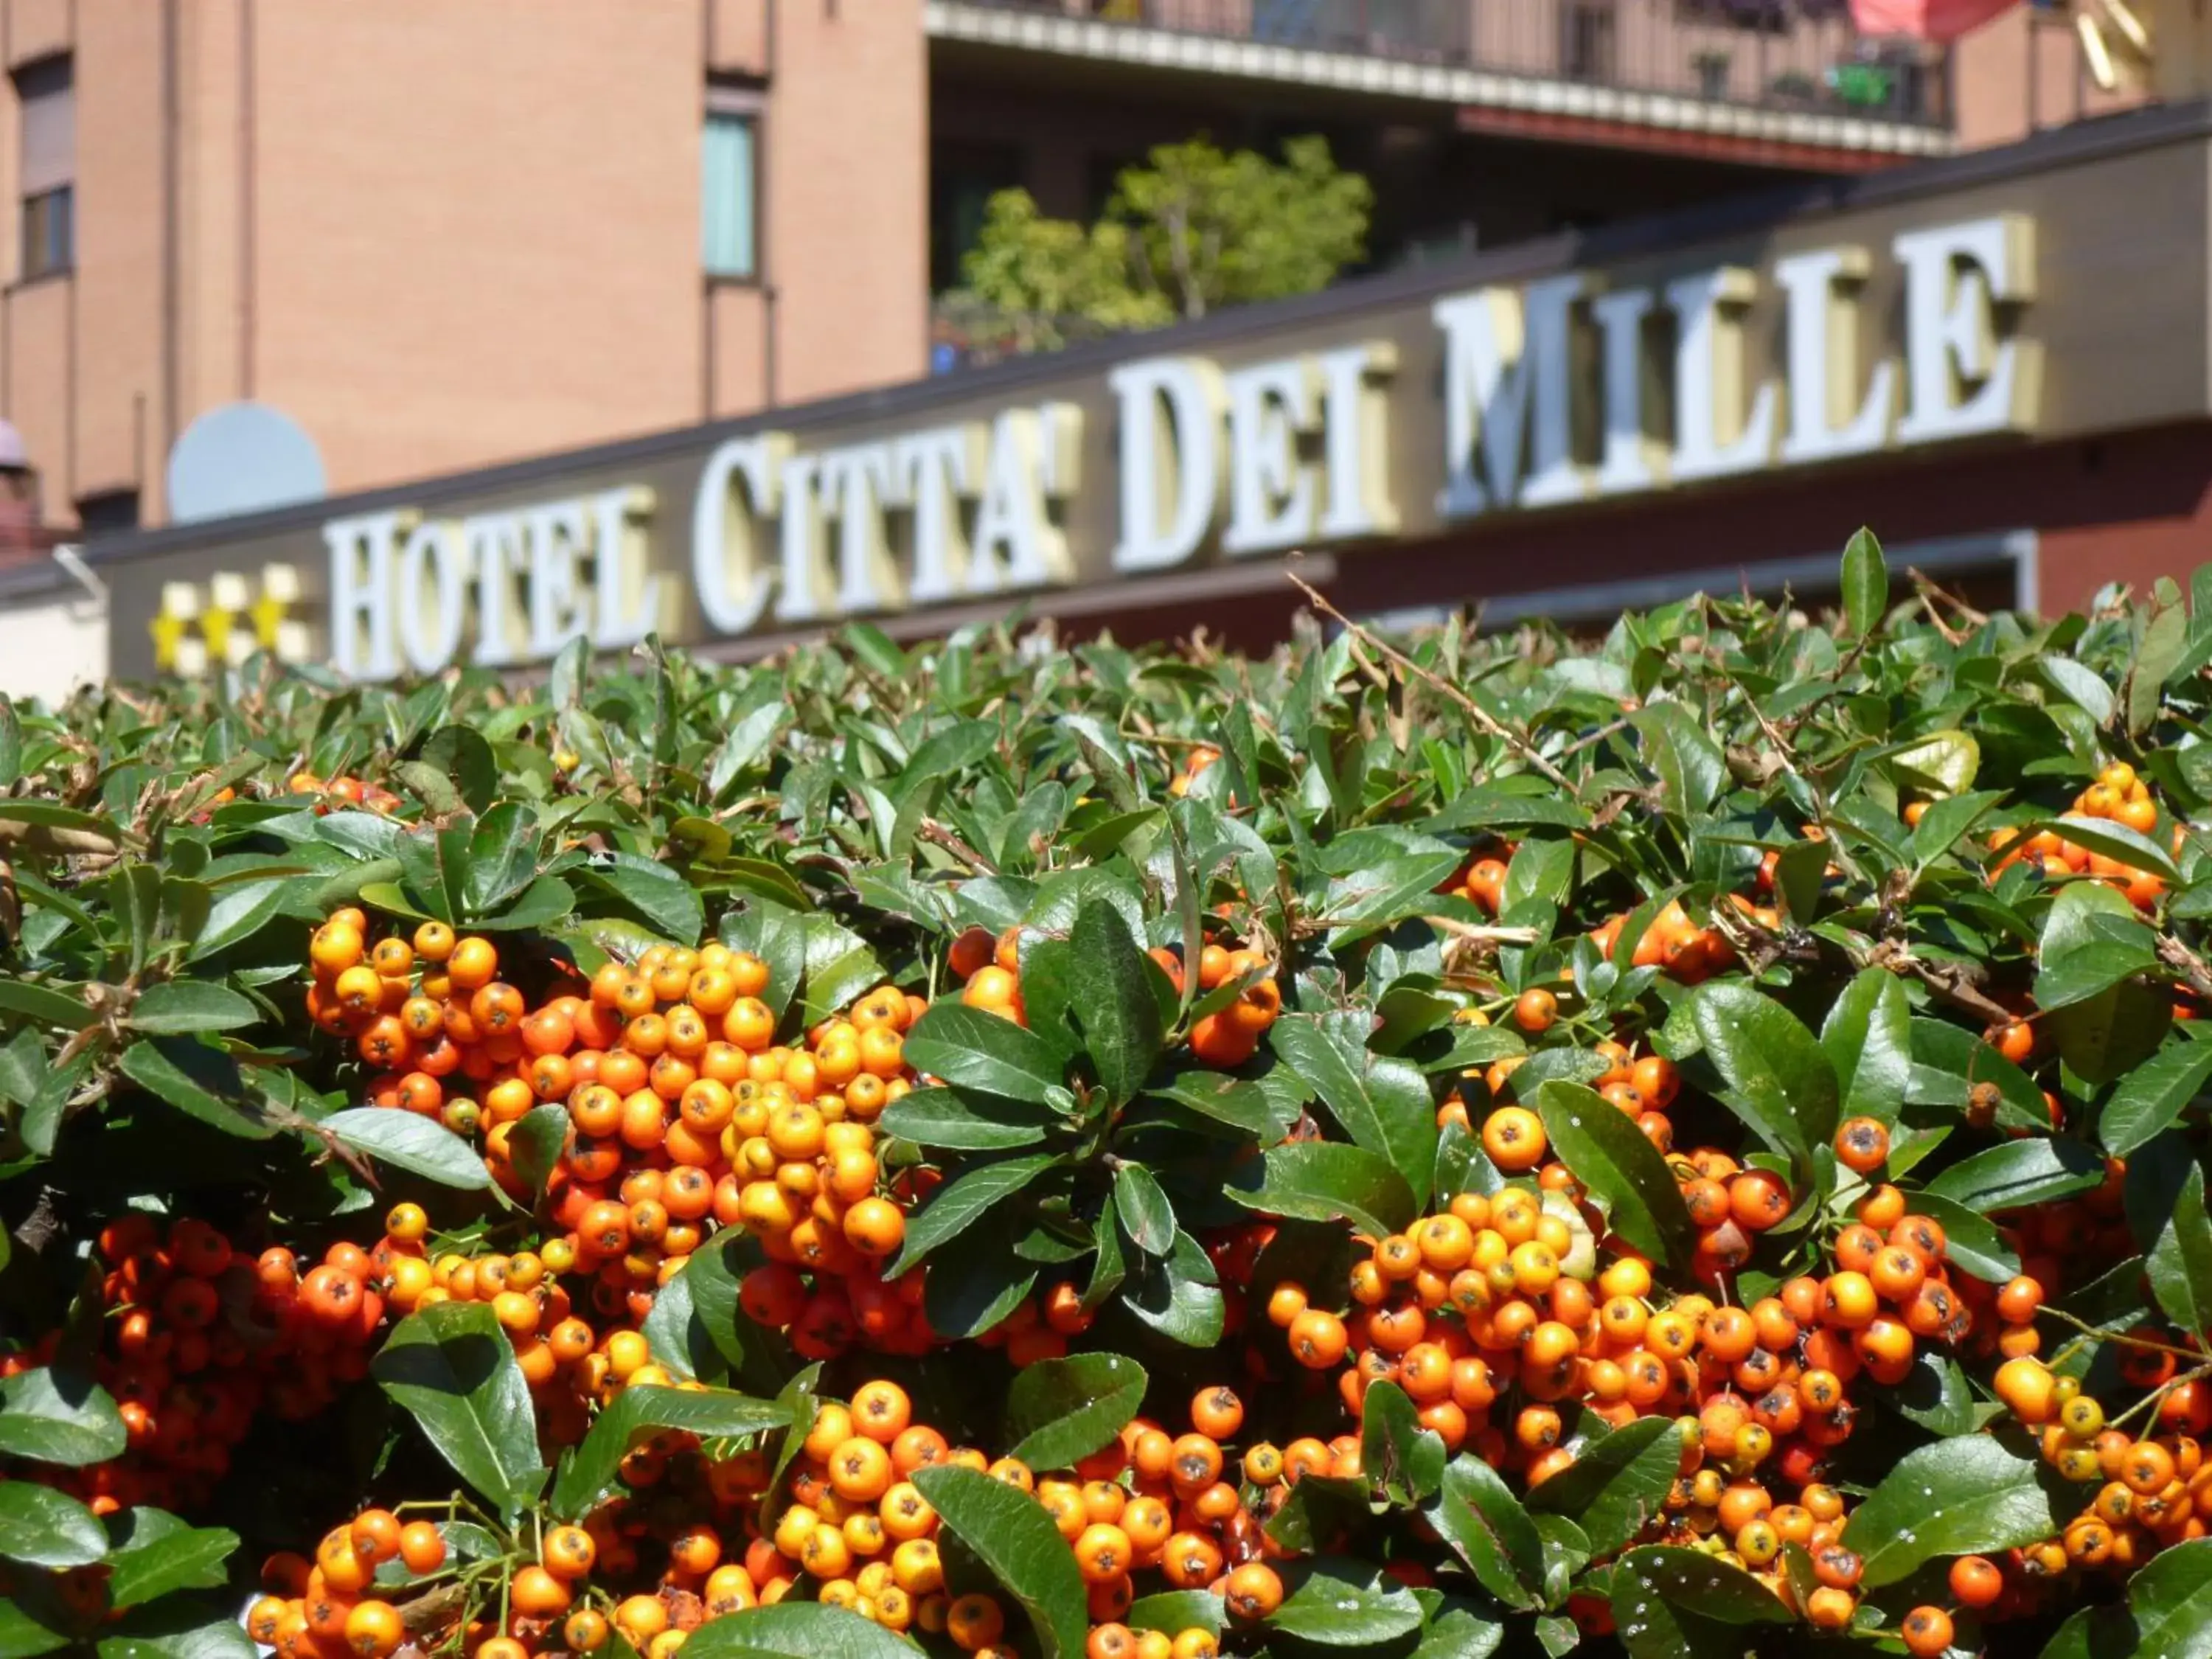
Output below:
[926,0,1955,164]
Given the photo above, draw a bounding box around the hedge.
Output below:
[1,532,2210,1659]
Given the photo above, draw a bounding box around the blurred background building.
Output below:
[0,0,2130,545]
[0,0,2189,698]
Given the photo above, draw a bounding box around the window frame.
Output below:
[15,54,74,284]
[19,184,72,282]
[702,86,763,286]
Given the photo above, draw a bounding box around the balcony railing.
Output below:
[951,0,1952,130]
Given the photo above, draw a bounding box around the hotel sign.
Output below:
[119,206,2058,683]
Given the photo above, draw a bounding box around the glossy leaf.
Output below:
[0,1368,128,1467]
[1225,1141,1419,1238]
[325,1108,493,1189]
[370,1302,547,1517]
[0,1480,107,1567]
[1534,1081,1696,1273]
[1428,1454,1544,1610]
[684,1605,923,1659]
[1846,1436,2056,1587]
[1685,981,1836,1177]
[902,1004,1071,1106]
[1068,899,1163,1105]
[1002,1352,1148,1472]
[912,1465,1088,1659]
[552,1385,787,1519]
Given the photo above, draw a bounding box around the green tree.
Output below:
[953,134,1371,354]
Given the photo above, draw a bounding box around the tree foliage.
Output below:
[955,135,1372,352]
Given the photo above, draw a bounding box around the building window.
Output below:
[1561,3,1616,82]
[16,55,74,281]
[702,107,758,281]
[75,488,140,536]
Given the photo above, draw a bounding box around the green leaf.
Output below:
[509,1104,569,1195]
[1525,1414,1678,1557]
[1267,1559,1424,1646]
[875,1086,1051,1150]
[1632,703,1725,815]
[913,1465,1088,1659]
[2050,814,2181,883]
[1113,1164,1176,1257]
[1844,1435,2056,1587]
[2149,1161,2212,1341]
[117,1040,276,1140]
[95,1607,257,1659]
[581,852,703,945]
[0,978,97,1030]
[1840,526,1886,641]
[2037,1535,2212,1659]
[2038,877,2160,1015]
[893,1154,1058,1274]
[2051,976,2173,1088]
[104,1510,240,1608]
[2131,583,2189,737]
[1002,1352,1148,1472]
[0,1367,128,1465]
[326,1107,491,1189]
[1263,1472,1368,1556]
[2102,1036,2212,1156]
[0,696,18,784]
[1125,1592,1223,1638]
[127,981,260,1034]
[759,1363,823,1529]
[902,1003,1071,1106]
[1819,967,1910,1127]
[1360,1380,1445,1506]
[418,724,498,813]
[684,1604,921,1659]
[188,874,299,960]
[1890,727,1981,794]
[1611,1548,1787,1659]
[552,1385,787,1520]
[1534,1082,1696,1274]
[1271,1012,1439,1208]
[1925,1137,2107,1211]
[1430,785,1588,832]
[370,1301,548,1517]
[1123,1231,1225,1347]
[0,1590,71,1659]
[1907,1018,2048,1131]
[1324,849,1465,937]
[1686,982,1835,1178]
[1874,1347,1980,1436]
[1907,1192,2021,1283]
[1428,1454,1544,1609]
[1067,900,1163,1106]
[1411,1605,1505,1659]
[1225,1141,1419,1238]
[1908,789,2006,874]
[0,1480,108,1566]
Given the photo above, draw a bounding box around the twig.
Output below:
[1558,718,1631,762]
[1429,918,1543,946]
[1286,571,1576,793]
[2157,934,2212,1004]
[1908,566,1990,632]
[1860,939,2017,1026]
[917,819,998,876]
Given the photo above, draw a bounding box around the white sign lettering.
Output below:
[313,213,2035,682]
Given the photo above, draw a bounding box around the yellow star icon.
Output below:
[150,582,200,672]
[202,571,248,664]
[251,565,301,651]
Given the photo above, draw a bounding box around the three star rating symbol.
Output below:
[150,566,311,675]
